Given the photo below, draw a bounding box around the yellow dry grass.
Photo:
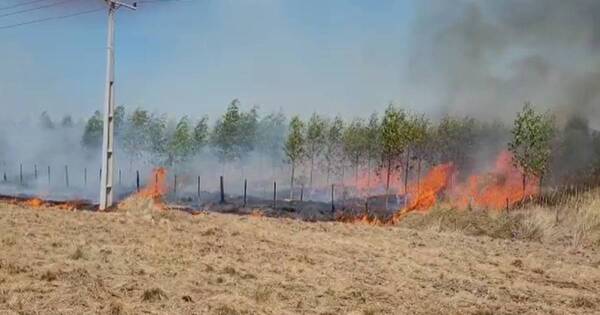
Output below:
[0,195,599,314]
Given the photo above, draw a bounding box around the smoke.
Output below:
[406,0,600,128]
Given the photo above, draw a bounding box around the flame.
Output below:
[138,168,168,201]
[405,163,455,212]
[450,151,539,210]
[24,198,44,208]
[351,169,403,196]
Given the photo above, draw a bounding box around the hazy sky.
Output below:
[1,0,599,127]
[0,0,414,121]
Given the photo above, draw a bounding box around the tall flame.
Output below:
[139,167,168,201]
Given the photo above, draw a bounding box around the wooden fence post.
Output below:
[300,185,304,202]
[19,163,23,185]
[243,179,247,207]
[273,181,277,208]
[34,164,38,180]
[84,168,87,186]
[173,174,177,198]
[197,175,201,199]
[220,176,225,204]
[47,165,51,185]
[119,169,122,186]
[331,184,335,213]
[136,170,140,192]
[65,165,69,188]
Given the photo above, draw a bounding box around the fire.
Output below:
[139,168,168,201]
[450,151,539,210]
[352,169,403,196]
[405,163,455,212]
[24,198,44,208]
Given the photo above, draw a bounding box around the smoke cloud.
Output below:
[406,0,600,127]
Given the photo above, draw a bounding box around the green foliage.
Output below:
[342,118,369,173]
[509,102,555,182]
[192,116,209,154]
[435,115,477,169]
[81,111,103,151]
[210,99,251,164]
[256,110,287,164]
[168,116,194,165]
[147,114,169,165]
[284,116,305,165]
[122,108,151,162]
[306,113,327,185]
[322,116,345,181]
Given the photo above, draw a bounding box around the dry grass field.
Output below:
[1,195,600,314]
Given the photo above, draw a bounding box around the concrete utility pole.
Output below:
[99,0,137,210]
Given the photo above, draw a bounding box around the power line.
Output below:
[0,0,80,19]
[0,0,52,11]
[0,7,103,30]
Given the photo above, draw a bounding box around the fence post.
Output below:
[173,174,177,198]
[65,165,69,188]
[197,175,201,199]
[220,176,225,204]
[273,181,277,208]
[19,163,23,185]
[243,179,247,207]
[34,164,38,180]
[119,169,122,186]
[331,184,335,213]
[2,172,6,182]
[47,165,51,185]
[300,185,304,202]
[136,170,140,192]
[84,168,87,186]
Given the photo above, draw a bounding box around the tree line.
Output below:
[27,100,599,198]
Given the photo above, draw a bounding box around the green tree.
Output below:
[322,116,344,185]
[435,115,476,171]
[192,116,209,154]
[508,102,555,193]
[122,108,151,165]
[167,116,194,166]
[114,105,126,135]
[147,113,169,165]
[256,110,287,177]
[211,99,243,173]
[342,118,369,185]
[305,113,327,188]
[379,104,408,206]
[284,116,305,200]
[409,115,432,190]
[81,111,103,151]
[364,112,381,194]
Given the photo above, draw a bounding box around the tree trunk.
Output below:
[367,158,372,197]
[417,158,422,197]
[385,158,391,210]
[404,147,410,195]
[522,173,527,199]
[290,162,295,200]
[309,155,314,189]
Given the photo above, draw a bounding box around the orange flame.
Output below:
[24,198,44,208]
[138,168,168,201]
[450,151,539,210]
[405,163,455,212]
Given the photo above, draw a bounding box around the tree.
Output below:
[342,118,369,185]
[379,104,408,206]
[256,110,287,178]
[211,99,243,173]
[435,115,477,174]
[167,116,194,166]
[409,115,432,191]
[81,111,103,151]
[364,112,381,195]
[551,115,594,183]
[508,102,555,193]
[192,116,209,154]
[284,116,305,200]
[322,116,344,185]
[238,106,259,168]
[61,115,73,128]
[122,108,151,166]
[114,105,126,135]
[305,113,327,188]
[39,111,54,130]
[147,113,169,165]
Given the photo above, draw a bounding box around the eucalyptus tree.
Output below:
[305,113,327,188]
[284,116,306,200]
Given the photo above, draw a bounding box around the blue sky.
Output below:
[0,0,416,121]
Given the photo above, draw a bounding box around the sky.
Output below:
[0,0,415,121]
[1,0,599,127]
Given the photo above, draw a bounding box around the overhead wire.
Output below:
[0,0,53,11]
[0,0,80,18]
[0,7,104,30]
